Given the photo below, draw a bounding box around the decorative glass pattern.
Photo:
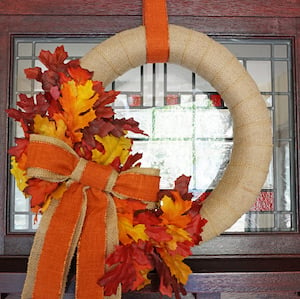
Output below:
[10,37,295,233]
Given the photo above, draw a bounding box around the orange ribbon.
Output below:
[143,0,169,63]
[22,135,160,298]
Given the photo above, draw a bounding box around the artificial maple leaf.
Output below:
[83,118,115,140]
[24,66,42,81]
[39,45,68,72]
[8,138,28,162]
[58,80,98,142]
[185,212,207,245]
[115,198,147,218]
[164,225,192,251]
[100,241,153,295]
[10,157,28,192]
[121,153,143,171]
[25,178,58,208]
[174,175,193,200]
[33,115,68,142]
[134,211,172,243]
[67,66,93,85]
[92,134,132,166]
[160,191,192,227]
[110,117,147,137]
[93,82,118,119]
[158,249,192,285]
[118,216,148,245]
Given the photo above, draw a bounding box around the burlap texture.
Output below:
[80,24,272,242]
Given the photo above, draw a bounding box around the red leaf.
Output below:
[99,241,153,295]
[68,66,93,84]
[39,45,68,72]
[174,175,193,200]
[25,178,58,208]
[121,153,143,171]
[8,138,29,160]
[24,67,42,81]
[110,118,148,137]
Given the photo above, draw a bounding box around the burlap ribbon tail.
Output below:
[21,134,160,299]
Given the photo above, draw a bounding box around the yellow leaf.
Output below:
[160,192,192,227]
[40,197,51,214]
[118,216,148,245]
[10,157,28,191]
[50,183,67,200]
[159,250,192,284]
[92,134,132,165]
[165,225,192,251]
[59,80,98,142]
[33,115,67,142]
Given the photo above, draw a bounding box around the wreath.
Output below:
[7,25,272,299]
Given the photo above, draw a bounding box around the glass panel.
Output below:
[246,60,272,92]
[274,95,290,139]
[18,43,33,57]
[274,44,288,58]
[10,37,295,234]
[224,44,271,58]
[14,214,29,230]
[274,61,288,92]
[115,66,141,92]
[167,64,193,91]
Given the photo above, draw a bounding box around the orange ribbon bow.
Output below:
[22,134,160,299]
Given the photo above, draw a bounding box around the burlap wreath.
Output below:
[81,24,273,242]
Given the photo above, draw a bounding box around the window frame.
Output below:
[0,0,300,282]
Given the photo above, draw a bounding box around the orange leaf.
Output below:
[59,80,98,142]
[160,191,192,228]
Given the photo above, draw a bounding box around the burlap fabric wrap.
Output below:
[22,134,160,299]
[80,24,272,242]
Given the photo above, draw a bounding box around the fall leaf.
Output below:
[99,241,153,295]
[118,216,148,245]
[92,134,132,166]
[10,157,28,191]
[158,250,192,285]
[164,225,192,251]
[33,115,68,142]
[160,192,192,227]
[59,80,98,142]
[25,178,58,209]
[39,45,68,72]
[67,66,93,85]
[8,138,28,162]
[174,175,193,200]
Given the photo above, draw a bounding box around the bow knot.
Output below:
[22,134,160,299]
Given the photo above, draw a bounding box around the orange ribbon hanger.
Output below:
[143,0,169,63]
[22,134,160,298]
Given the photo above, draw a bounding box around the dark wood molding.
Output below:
[0,0,299,18]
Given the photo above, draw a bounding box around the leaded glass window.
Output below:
[9,37,295,233]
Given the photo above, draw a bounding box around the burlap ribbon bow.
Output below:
[22,134,160,299]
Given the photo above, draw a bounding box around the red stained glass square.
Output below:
[129,95,141,107]
[210,94,222,107]
[166,94,179,105]
[250,191,274,211]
